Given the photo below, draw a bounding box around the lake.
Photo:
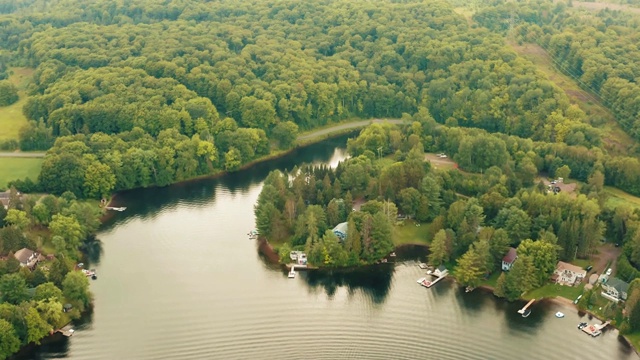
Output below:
[19,135,638,360]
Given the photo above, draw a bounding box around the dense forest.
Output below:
[255,114,640,334]
[0,0,616,197]
[0,191,97,359]
[474,0,640,142]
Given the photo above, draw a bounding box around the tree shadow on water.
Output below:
[303,265,394,304]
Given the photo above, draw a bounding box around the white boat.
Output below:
[106,206,127,212]
[555,312,565,318]
[288,267,296,279]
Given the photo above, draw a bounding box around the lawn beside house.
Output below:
[392,219,431,246]
[523,283,585,301]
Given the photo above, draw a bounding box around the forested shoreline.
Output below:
[0,191,98,359]
[0,0,622,198]
[254,115,640,339]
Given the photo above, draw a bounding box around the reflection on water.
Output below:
[17,134,639,360]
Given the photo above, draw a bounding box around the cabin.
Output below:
[501,248,518,271]
[553,261,586,286]
[333,222,348,241]
[601,277,629,302]
[14,248,39,268]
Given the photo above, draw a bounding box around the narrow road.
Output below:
[0,151,45,158]
[0,119,404,157]
[296,118,404,142]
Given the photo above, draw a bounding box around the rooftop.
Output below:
[556,261,586,275]
[333,222,348,234]
[502,248,517,263]
[606,277,630,294]
[14,248,35,264]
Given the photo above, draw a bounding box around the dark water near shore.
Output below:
[20,136,638,360]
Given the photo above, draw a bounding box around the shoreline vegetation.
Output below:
[253,118,640,352]
[0,192,100,359]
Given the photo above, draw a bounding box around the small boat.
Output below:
[521,309,531,318]
[389,252,396,257]
[574,295,582,304]
[288,267,296,279]
[106,206,127,212]
[465,286,474,293]
[418,263,429,269]
[578,322,588,329]
[81,269,95,277]
[555,312,565,318]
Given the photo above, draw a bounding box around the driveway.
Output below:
[592,243,622,276]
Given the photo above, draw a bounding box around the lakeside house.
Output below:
[601,277,630,302]
[501,248,518,271]
[333,222,348,241]
[14,248,40,269]
[552,261,586,286]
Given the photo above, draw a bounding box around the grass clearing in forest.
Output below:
[508,42,636,155]
[392,219,431,246]
[604,186,640,210]
[0,157,43,189]
[0,67,34,141]
[523,283,585,302]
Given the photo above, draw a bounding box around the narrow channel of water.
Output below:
[19,135,638,359]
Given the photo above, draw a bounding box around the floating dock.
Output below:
[417,267,448,288]
[581,321,610,337]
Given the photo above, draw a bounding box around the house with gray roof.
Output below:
[333,222,348,241]
[601,277,630,302]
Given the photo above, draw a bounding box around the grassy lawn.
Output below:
[0,67,34,141]
[392,219,431,246]
[480,271,501,289]
[0,157,43,189]
[523,283,585,301]
[572,258,591,269]
[625,332,640,353]
[605,186,640,210]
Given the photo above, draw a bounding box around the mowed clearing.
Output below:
[567,0,640,14]
[424,153,457,170]
[0,157,43,189]
[0,67,34,141]
[509,42,636,155]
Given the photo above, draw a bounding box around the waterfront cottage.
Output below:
[501,248,518,271]
[333,222,348,241]
[553,261,586,286]
[601,277,629,302]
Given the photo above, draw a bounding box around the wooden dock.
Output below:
[581,321,610,337]
[518,299,535,315]
[56,325,75,337]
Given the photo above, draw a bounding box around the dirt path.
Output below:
[0,151,45,158]
[296,119,404,142]
[592,244,623,276]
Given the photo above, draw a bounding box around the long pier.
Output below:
[518,299,535,315]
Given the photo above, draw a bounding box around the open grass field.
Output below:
[508,42,636,155]
[605,186,640,210]
[392,219,432,246]
[0,157,43,189]
[523,282,585,302]
[0,67,34,141]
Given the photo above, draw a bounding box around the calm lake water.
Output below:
[20,135,638,360]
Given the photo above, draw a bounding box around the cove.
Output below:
[16,135,638,360]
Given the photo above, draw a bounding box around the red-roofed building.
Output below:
[502,248,518,271]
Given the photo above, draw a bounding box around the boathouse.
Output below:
[333,222,348,240]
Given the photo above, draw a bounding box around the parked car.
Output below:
[585,265,593,272]
[606,268,612,276]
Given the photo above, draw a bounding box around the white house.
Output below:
[501,248,517,271]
